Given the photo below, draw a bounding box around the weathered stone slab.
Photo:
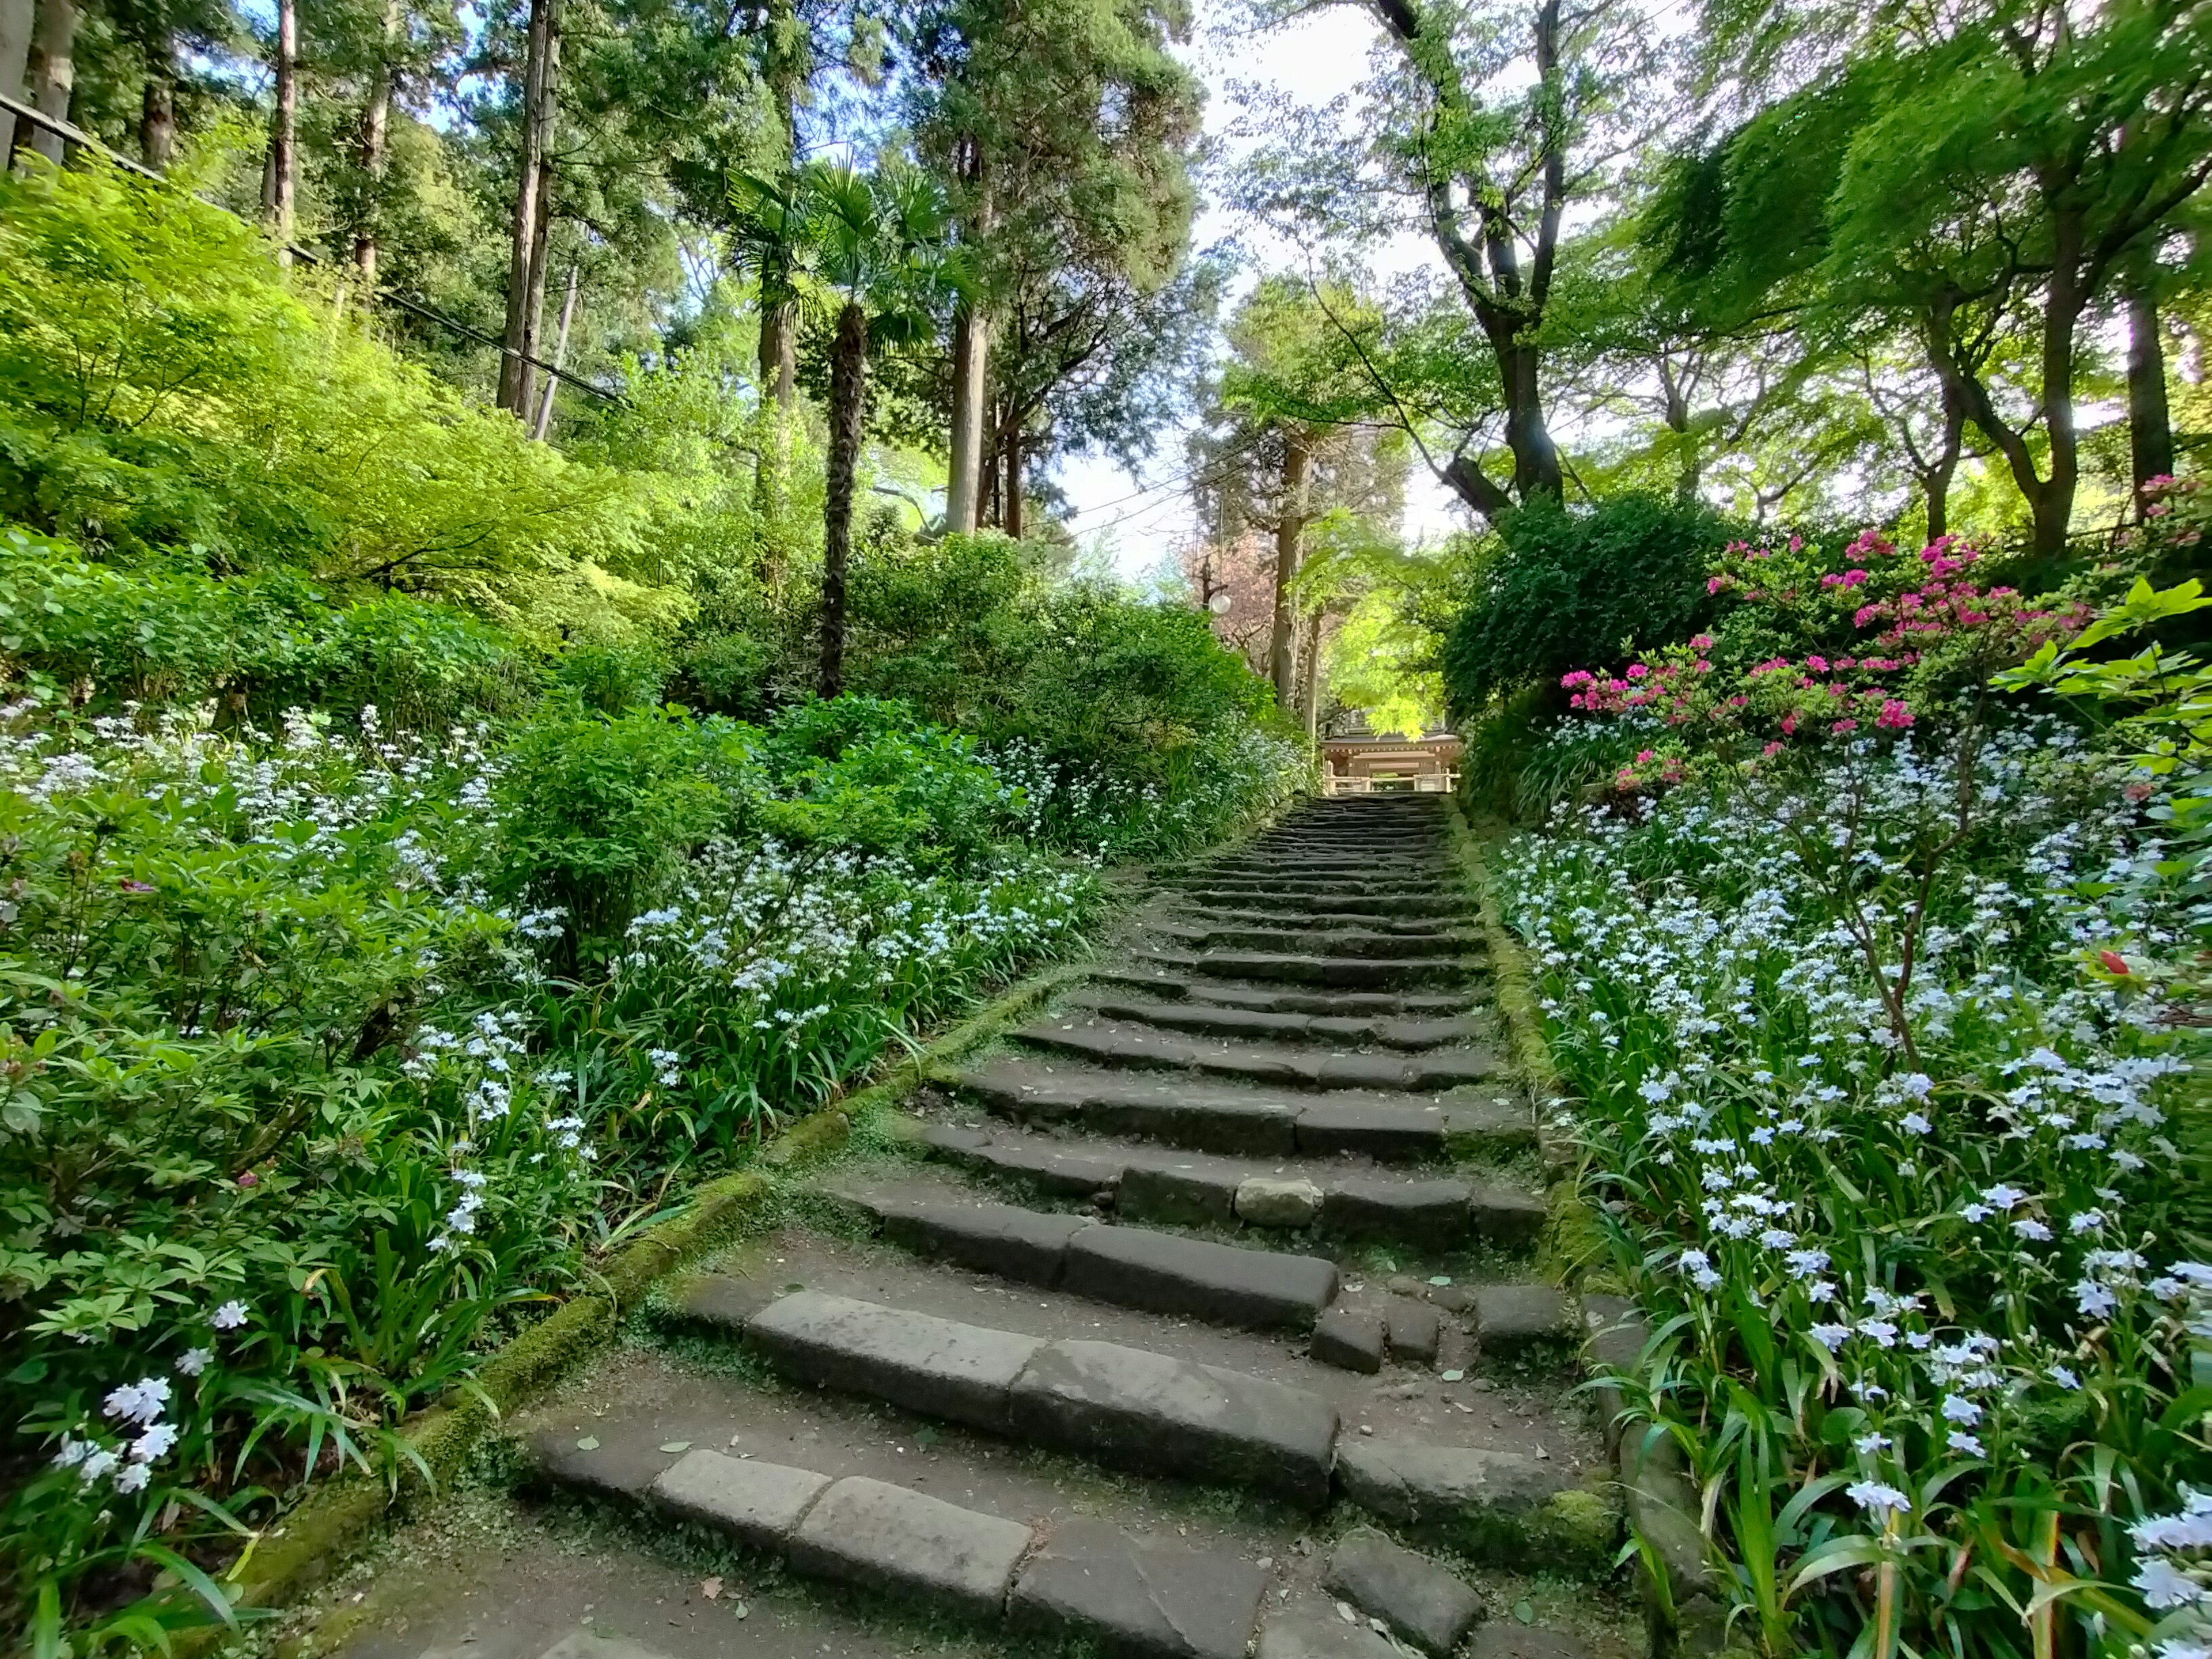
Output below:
[1235,1175,1323,1228]
[1294,1100,1448,1159]
[1319,1177,1473,1248]
[1310,1308,1385,1373]
[673,1271,778,1334]
[743,1291,1042,1431]
[648,1449,831,1549]
[955,1063,1301,1156]
[872,1198,1088,1287]
[1255,1608,1402,1659]
[1009,1517,1267,1659]
[1323,1527,1483,1656]
[1472,1285,1574,1354]
[922,1126,1128,1196]
[786,1476,1031,1618]
[1007,1339,1338,1507]
[528,1427,667,1501]
[1063,1225,1338,1331]
[1119,1161,1239,1226]
[1468,1185,1548,1249]
[1384,1300,1441,1364]
[1334,1434,1616,1567]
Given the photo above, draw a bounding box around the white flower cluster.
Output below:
[1502,722,2203,1616]
[51,1302,247,1495]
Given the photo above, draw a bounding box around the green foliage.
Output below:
[1440,493,1736,714]
[0,527,536,729]
[0,160,673,620]
[494,704,760,955]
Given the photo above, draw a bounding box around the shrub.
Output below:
[493,703,760,959]
[1440,492,1737,714]
[0,527,538,729]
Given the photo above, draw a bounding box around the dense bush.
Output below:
[1440,492,1737,714]
[0,528,537,728]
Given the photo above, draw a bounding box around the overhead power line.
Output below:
[0,91,622,405]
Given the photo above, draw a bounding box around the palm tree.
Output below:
[793,161,962,698]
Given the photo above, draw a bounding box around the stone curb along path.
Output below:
[481,793,1649,1659]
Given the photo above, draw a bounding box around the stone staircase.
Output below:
[494,794,1636,1659]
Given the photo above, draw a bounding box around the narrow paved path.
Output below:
[342,796,1635,1659]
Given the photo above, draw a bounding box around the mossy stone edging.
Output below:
[184,954,1099,1656]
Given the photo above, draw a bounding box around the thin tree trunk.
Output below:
[820,299,867,699]
[498,0,560,415]
[946,306,990,533]
[0,0,31,157]
[1300,609,1325,740]
[1003,419,1024,540]
[1269,432,1312,707]
[354,0,396,287]
[25,0,77,165]
[138,30,176,169]
[531,263,578,441]
[2127,266,2174,520]
[267,0,298,256]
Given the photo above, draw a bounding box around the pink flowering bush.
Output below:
[1556,531,2096,790]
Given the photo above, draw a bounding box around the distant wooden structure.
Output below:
[1319,714,1464,794]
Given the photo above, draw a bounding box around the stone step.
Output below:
[1155,925,1483,961]
[1073,993,1491,1051]
[1177,891,1472,918]
[1084,969,1476,1017]
[917,1122,1547,1249]
[1175,907,1470,938]
[530,1434,1271,1658]
[1184,982,1479,1017]
[1191,863,1456,883]
[954,1056,1532,1159]
[1160,887,1461,908]
[1139,949,1479,990]
[671,1285,1612,1563]
[732,1289,1339,1505]
[1012,1017,1502,1090]
[840,1188,1343,1332]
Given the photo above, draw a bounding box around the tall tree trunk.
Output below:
[2127,266,2174,521]
[1269,432,1311,707]
[518,156,554,411]
[25,0,77,165]
[354,0,396,287]
[531,263,578,440]
[1003,419,1023,540]
[820,300,867,699]
[267,0,297,255]
[498,0,560,415]
[138,30,176,168]
[946,305,989,533]
[0,0,31,158]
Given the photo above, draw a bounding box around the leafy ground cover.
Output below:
[1493,524,2210,1657]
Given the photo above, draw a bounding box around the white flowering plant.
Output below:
[1503,709,2208,1656]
